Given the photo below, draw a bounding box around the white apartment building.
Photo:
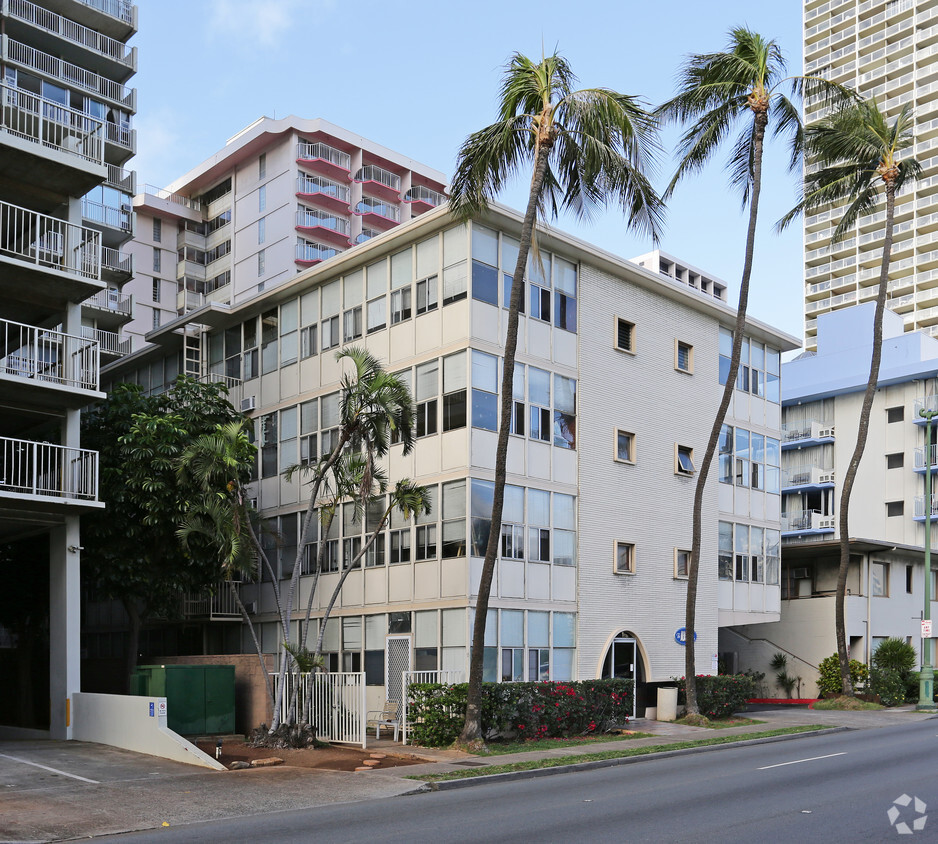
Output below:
[728,303,938,695]
[803,0,938,349]
[0,0,137,737]
[106,197,796,715]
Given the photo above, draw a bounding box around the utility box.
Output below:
[657,686,678,722]
[132,664,235,735]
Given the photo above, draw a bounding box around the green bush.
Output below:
[870,667,907,707]
[872,638,917,675]
[817,655,869,697]
[407,679,634,747]
[674,674,757,719]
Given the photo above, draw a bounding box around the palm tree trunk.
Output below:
[685,109,767,714]
[459,141,553,745]
[229,579,275,721]
[835,182,896,697]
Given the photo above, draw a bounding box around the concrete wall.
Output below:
[152,654,274,735]
[72,693,224,770]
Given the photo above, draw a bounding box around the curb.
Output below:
[415,726,851,792]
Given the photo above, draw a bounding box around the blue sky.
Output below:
[133,0,805,343]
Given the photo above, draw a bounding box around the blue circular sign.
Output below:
[675,627,697,646]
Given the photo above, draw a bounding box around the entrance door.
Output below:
[603,636,637,717]
[385,635,410,719]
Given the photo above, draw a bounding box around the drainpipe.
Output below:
[866,552,872,667]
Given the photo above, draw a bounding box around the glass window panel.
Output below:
[503,485,524,523]
[553,612,575,647]
[719,327,733,357]
[281,406,297,440]
[751,341,765,371]
[321,279,340,317]
[416,236,439,278]
[367,297,386,331]
[767,347,781,375]
[552,493,575,530]
[365,614,386,649]
[529,367,550,405]
[442,608,466,647]
[301,399,318,434]
[472,351,498,392]
[502,235,520,274]
[443,350,467,392]
[554,375,576,413]
[367,259,387,298]
[472,390,497,430]
[472,260,499,304]
[344,270,364,307]
[321,617,340,651]
[391,249,412,289]
[343,616,362,650]
[528,611,549,647]
[281,300,298,334]
[471,479,495,518]
[300,290,318,327]
[442,479,466,520]
[527,252,552,286]
[528,489,550,525]
[321,392,339,428]
[415,610,437,648]
[554,257,577,296]
[443,225,468,266]
[442,262,467,302]
[472,224,499,265]
[416,361,439,402]
[501,610,523,646]
[553,529,575,566]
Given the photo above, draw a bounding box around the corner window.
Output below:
[614,541,634,575]
[675,340,693,373]
[676,444,695,475]
[615,430,634,463]
[615,318,634,353]
[675,549,690,579]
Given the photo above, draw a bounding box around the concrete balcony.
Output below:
[354,164,401,202]
[0,317,101,411]
[354,197,400,230]
[183,581,243,621]
[60,0,137,40]
[0,435,101,510]
[781,510,836,536]
[782,422,835,450]
[914,444,938,474]
[295,174,350,215]
[100,245,132,282]
[82,287,132,328]
[295,141,351,181]
[295,208,350,248]
[81,196,134,246]
[404,185,446,214]
[914,494,938,521]
[295,241,340,267]
[781,465,835,493]
[81,325,129,360]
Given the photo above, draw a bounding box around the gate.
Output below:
[275,671,366,748]
[401,669,465,745]
[385,635,411,719]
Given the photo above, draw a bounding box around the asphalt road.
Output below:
[104,717,938,843]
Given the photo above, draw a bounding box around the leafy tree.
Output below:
[81,377,246,688]
[449,49,664,747]
[779,100,920,696]
[657,28,852,713]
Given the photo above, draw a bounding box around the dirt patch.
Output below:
[196,739,429,772]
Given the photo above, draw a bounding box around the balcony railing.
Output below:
[81,197,132,231]
[1,83,104,165]
[0,198,101,279]
[296,208,350,235]
[183,581,242,620]
[76,0,135,24]
[404,185,446,207]
[1,317,99,390]
[7,0,136,69]
[355,164,400,192]
[915,444,938,470]
[106,164,135,193]
[355,228,379,244]
[141,184,200,211]
[296,141,351,171]
[781,465,835,488]
[0,436,98,501]
[100,245,132,275]
[296,174,349,202]
[104,121,135,151]
[81,326,129,356]
[355,198,400,222]
[6,39,136,109]
[781,420,835,444]
[915,494,938,520]
[83,288,132,316]
[781,510,836,533]
[296,241,339,263]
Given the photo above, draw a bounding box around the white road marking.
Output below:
[758,752,846,770]
[0,753,99,783]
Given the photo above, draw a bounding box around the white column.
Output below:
[49,518,81,740]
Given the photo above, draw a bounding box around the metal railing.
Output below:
[780,420,834,443]
[83,288,132,316]
[142,184,200,211]
[275,672,366,747]
[7,0,136,68]
[781,510,835,532]
[296,208,350,235]
[915,445,938,471]
[296,241,339,263]
[81,197,132,231]
[296,174,349,202]
[402,670,464,744]
[106,164,135,193]
[355,198,400,222]
[81,326,129,356]
[6,39,136,109]
[1,83,104,165]
[404,185,446,206]
[104,122,134,150]
[101,246,132,275]
[915,494,938,519]
[355,228,378,244]
[355,164,400,191]
[76,0,135,24]
[296,141,351,171]
[0,317,99,390]
[0,198,101,278]
[183,581,242,619]
[0,436,98,501]
[781,465,835,488]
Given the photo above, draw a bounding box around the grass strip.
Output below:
[409,725,830,782]
[476,732,655,756]
[674,717,765,730]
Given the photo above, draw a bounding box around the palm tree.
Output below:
[657,27,852,714]
[449,50,664,746]
[779,99,920,696]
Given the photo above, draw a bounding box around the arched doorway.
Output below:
[600,630,646,717]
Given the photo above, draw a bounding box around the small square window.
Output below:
[887,406,904,423]
[675,340,693,373]
[615,429,634,463]
[259,152,266,180]
[675,549,690,579]
[886,500,904,517]
[886,452,904,469]
[615,318,634,354]
[614,541,634,574]
[152,217,161,243]
[871,561,889,597]
[676,444,695,475]
[258,248,266,277]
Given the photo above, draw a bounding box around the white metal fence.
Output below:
[1,317,99,390]
[402,670,464,745]
[275,672,366,748]
[0,436,98,501]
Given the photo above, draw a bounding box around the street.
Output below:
[105,717,938,843]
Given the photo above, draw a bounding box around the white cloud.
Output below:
[208,0,315,48]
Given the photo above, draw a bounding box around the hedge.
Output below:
[407,679,634,747]
[674,674,757,719]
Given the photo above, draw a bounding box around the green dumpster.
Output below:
[131,665,235,735]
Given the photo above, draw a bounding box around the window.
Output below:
[887,452,904,469]
[528,367,551,442]
[260,412,277,478]
[554,257,577,332]
[676,341,693,373]
[614,541,634,574]
[258,216,266,244]
[442,351,467,432]
[152,247,161,273]
[472,350,498,431]
[321,315,339,351]
[152,278,160,303]
[615,318,634,353]
[528,488,551,562]
[260,308,278,374]
[258,185,266,212]
[553,375,576,449]
[441,479,466,558]
[735,524,749,581]
[343,306,363,342]
[301,324,317,358]
[258,249,266,277]
[615,430,634,463]
[300,398,318,465]
[887,406,904,423]
[528,252,551,321]
[416,360,439,437]
[390,287,412,324]
[416,275,438,314]
[152,217,161,243]
[871,561,889,596]
[258,152,266,180]
[675,549,690,579]
[152,308,160,329]
[886,501,904,517]
[907,564,914,594]
[676,444,695,475]
[472,260,499,306]
[718,521,733,580]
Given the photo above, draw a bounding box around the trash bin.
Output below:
[657,686,678,722]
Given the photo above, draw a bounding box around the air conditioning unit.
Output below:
[819,472,836,484]
[243,601,257,614]
[819,517,835,530]
[818,427,835,438]
[241,396,256,413]
[792,567,811,580]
